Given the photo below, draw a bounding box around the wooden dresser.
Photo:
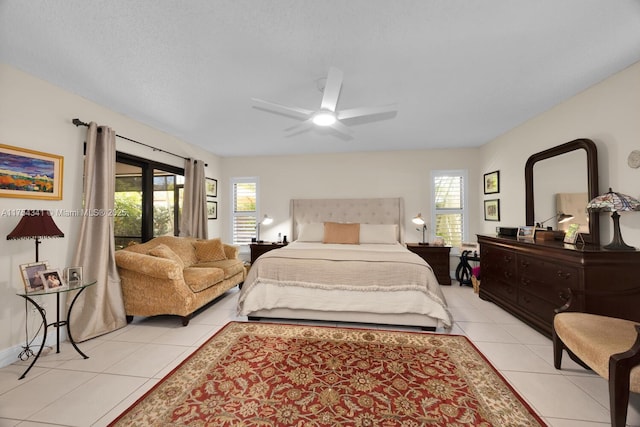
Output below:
[477,234,640,338]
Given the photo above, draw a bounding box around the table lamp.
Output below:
[412,213,428,245]
[586,188,640,250]
[255,214,273,243]
[535,212,574,230]
[7,210,64,262]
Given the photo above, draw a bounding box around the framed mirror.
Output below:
[525,139,599,245]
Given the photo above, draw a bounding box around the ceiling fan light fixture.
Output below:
[312,111,336,126]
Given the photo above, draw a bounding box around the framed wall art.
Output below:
[483,170,500,194]
[19,261,51,293]
[207,200,218,220]
[484,199,500,221]
[0,144,63,200]
[206,178,217,197]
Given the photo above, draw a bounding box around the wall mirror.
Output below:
[525,139,599,245]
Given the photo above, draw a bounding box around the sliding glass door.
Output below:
[114,153,184,249]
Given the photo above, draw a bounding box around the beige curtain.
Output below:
[68,122,126,341]
[179,158,208,238]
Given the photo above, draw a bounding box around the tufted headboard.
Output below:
[290,198,405,243]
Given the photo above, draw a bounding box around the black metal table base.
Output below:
[18,287,90,380]
[455,250,480,287]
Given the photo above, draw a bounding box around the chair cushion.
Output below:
[147,244,185,269]
[194,238,227,262]
[554,312,640,391]
[183,267,225,293]
[193,258,245,279]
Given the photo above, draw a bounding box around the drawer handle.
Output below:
[521,278,530,286]
[503,255,512,262]
[503,272,512,279]
[523,295,531,303]
[556,270,572,280]
[520,260,530,267]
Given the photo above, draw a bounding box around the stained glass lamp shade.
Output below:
[586,188,640,250]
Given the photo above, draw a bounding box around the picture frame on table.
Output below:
[517,226,536,241]
[0,144,63,200]
[38,269,66,291]
[64,266,83,285]
[205,178,217,198]
[484,199,500,221]
[483,170,500,194]
[207,199,218,220]
[563,223,581,244]
[19,261,51,293]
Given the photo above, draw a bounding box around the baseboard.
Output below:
[0,331,67,369]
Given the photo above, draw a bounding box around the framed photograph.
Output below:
[483,170,500,194]
[38,269,65,291]
[19,261,51,293]
[0,144,63,200]
[484,199,500,221]
[563,223,581,244]
[517,226,536,241]
[64,266,83,284]
[205,178,217,197]
[207,199,218,220]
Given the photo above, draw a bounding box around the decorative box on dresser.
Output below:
[406,244,452,285]
[477,234,640,338]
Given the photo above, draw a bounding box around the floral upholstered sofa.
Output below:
[114,236,245,325]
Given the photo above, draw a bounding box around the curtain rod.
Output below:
[72,118,207,167]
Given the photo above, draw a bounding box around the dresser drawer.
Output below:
[519,255,579,289]
[518,288,562,327]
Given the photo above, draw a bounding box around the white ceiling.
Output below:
[1,0,640,157]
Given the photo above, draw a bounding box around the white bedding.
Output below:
[238,241,452,329]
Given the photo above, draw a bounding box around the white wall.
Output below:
[0,64,222,365]
[221,149,482,248]
[479,60,640,247]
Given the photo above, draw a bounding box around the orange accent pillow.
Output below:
[148,244,185,269]
[323,222,360,244]
[194,238,228,262]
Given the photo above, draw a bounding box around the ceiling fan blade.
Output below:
[251,98,314,120]
[337,104,398,120]
[328,119,353,137]
[284,119,315,137]
[320,67,343,112]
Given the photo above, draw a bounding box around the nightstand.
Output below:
[406,244,452,285]
[250,242,287,264]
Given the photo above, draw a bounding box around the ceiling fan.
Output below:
[251,67,397,139]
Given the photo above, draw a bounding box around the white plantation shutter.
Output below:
[432,170,467,249]
[232,178,257,245]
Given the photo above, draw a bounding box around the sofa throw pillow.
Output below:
[148,244,185,269]
[194,238,228,262]
[323,222,360,244]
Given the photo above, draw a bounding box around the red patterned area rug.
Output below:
[110,321,546,426]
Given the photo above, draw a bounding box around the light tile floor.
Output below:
[0,285,638,426]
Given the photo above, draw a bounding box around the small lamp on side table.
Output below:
[412,213,428,245]
[255,214,273,243]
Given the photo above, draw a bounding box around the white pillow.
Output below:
[359,224,398,244]
[297,223,325,242]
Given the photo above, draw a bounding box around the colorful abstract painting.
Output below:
[0,144,63,200]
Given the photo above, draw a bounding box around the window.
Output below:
[431,170,467,249]
[231,177,258,245]
[114,153,184,249]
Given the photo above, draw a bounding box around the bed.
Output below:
[237,198,452,330]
